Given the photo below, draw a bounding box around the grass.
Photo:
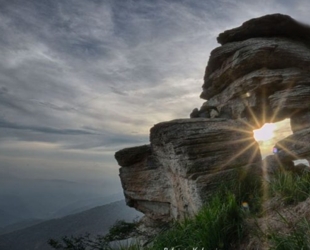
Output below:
[151,192,245,250]
[269,218,310,250]
[269,170,310,205]
[149,170,310,250]
[258,170,310,250]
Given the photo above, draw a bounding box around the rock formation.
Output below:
[115,14,310,229]
[115,119,261,222]
[199,14,310,128]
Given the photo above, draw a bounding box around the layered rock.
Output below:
[115,14,310,228]
[115,145,171,220]
[217,14,310,45]
[199,14,310,129]
[115,119,261,221]
[275,128,310,163]
[291,111,310,133]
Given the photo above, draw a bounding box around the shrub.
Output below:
[48,220,137,250]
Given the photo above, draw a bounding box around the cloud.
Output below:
[0,119,97,135]
[0,0,306,143]
[0,0,309,192]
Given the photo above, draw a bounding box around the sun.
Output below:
[253,123,276,142]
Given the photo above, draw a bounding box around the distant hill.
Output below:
[0,200,142,250]
[0,171,124,226]
[0,196,35,227]
[0,219,44,236]
[0,209,26,229]
[50,192,124,218]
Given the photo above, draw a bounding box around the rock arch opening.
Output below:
[253,119,292,159]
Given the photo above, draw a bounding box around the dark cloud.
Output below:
[0,119,97,136]
[0,86,8,94]
[0,0,309,195]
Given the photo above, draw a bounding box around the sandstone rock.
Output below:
[205,68,310,126]
[269,85,310,112]
[150,119,260,177]
[116,119,261,221]
[115,145,171,220]
[275,128,310,162]
[115,14,310,233]
[262,155,292,174]
[201,38,310,100]
[189,108,199,118]
[115,145,151,167]
[200,14,310,129]
[190,105,219,118]
[217,14,310,45]
[291,111,310,133]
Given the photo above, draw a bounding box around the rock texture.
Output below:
[217,14,310,45]
[115,14,310,230]
[115,119,261,221]
[115,145,171,220]
[275,128,310,163]
[199,14,310,129]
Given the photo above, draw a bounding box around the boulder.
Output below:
[116,119,261,221]
[217,13,310,45]
[200,14,310,129]
[201,38,310,100]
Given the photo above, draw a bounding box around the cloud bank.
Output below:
[0,0,309,191]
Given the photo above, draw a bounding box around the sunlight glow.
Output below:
[253,123,276,142]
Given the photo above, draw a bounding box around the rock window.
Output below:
[253,119,292,159]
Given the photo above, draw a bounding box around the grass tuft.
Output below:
[151,191,245,250]
[269,219,310,250]
[269,170,310,205]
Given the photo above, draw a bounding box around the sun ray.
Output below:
[216,140,258,172]
[249,146,261,162]
[244,105,261,128]
[269,79,296,123]
[237,118,258,130]
[274,154,287,171]
[261,87,267,125]
[224,137,257,145]
[228,128,253,135]
[275,142,300,160]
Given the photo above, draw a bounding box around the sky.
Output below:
[1,0,310,213]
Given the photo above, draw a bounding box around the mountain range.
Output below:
[0,200,142,250]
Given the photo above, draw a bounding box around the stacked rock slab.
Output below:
[198,13,310,163]
[198,14,310,130]
[115,118,261,222]
[115,14,310,225]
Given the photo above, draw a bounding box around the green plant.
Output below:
[151,191,245,250]
[48,220,138,250]
[104,220,137,241]
[233,169,263,214]
[48,233,110,250]
[269,171,310,204]
[269,218,310,250]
